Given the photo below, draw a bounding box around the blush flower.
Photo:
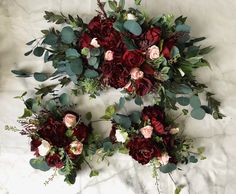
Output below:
[104,50,114,61]
[158,152,170,165]
[140,125,153,138]
[70,141,83,155]
[115,129,128,143]
[38,140,51,156]
[148,45,160,60]
[63,113,77,128]
[130,67,144,80]
[90,38,100,48]
[170,127,179,135]
[127,13,137,20]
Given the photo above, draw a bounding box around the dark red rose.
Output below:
[141,63,155,75]
[109,125,117,143]
[135,77,153,96]
[100,61,129,88]
[127,137,161,165]
[30,138,41,156]
[151,118,166,134]
[73,123,90,142]
[145,27,161,45]
[46,153,64,168]
[142,105,165,122]
[79,32,92,48]
[123,50,145,70]
[38,117,70,148]
[162,38,176,59]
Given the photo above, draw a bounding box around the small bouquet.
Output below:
[8,93,103,184]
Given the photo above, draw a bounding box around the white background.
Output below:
[0,0,236,193]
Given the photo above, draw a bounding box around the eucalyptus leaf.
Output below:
[11,70,31,78]
[33,47,45,57]
[176,24,191,33]
[159,163,177,173]
[191,108,206,120]
[135,96,143,106]
[118,97,125,109]
[59,93,70,106]
[84,69,99,78]
[190,95,201,108]
[19,108,32,118]
[176,97,190,106]
[90,48,101,57]
[69,58,83,75]
[24,50,33,56]
[113,21,125,32]
[108,0,117,11]
[176,84,192,94]
[123,20,142,36]
[113,114,131,129]
[130,111,141,124]
[26,39,36,45]
[66,48,80,59]
[43,33,58,45]
[189,155,198,163]
[30,158,50,172]
[61,26,75,44]
[33,72,48,82]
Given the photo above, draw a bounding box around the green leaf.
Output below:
[44,50,49,62]
[161,67,170,74]
[26,39,36,45]
[59,93,70,106]
[124,20,142,36]
[135,96,143,106]
[19,108,32,118]
[11,70,31,77]
[189,155,198,163]
[90,48,101,57]
[33,47,45,57]
[191,108,206,120]
[81,47,89,56]
[30,158,50,172]
[103,141,113,152]
[130,111,141,124]
[84,69,99,78]
[171,46,180,58]
[190,95,201,108]
[176,24,191,33]
[101,105,116,120]
[88,57,98,68]
[118,97,125,109]
[135,0,142,5]
[33,72,48,82]
[176,84,192,94]
[108,0,117,11]
[159,163,177,173]
[47,100,57,112]
[24,50,33,56]
[113,114,131,129]
[86,112,92,121]
[176,97,190,106]
[89,170,99,177]
[199,46,214,55]
[66,48,80,59]
[69,58,83,75]
[113,21,125,32]
[175,185,185,194]
[61,26,76,44]
[43,33,58,45]
[122,36,138,50]
[119,0,125,9]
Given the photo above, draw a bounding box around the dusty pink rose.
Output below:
[38,140,51,156]
[130,67,144,80]
[70,141,83,155]
[90,38,100,48]
[104,50,114,61]
[140,125,153,138]
[158,152,170,165]
[170,127,179,135]
[63,113,77,128]
[148,45,160,60]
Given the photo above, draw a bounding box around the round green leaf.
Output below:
[191,108,206,120]
[90,48,101,57]
[33,72,48,82]
[43,33,58,45]
[33,47,45,57]
[84,69,99,78]
[130,111,141,124]
[123,20,142,36]
[189,155,198,163]
[66,48,80,58]
[61,26,75,44]
[159,163,177,173]
[59,93,70,106]
[29,158,50,172]
[176,84,192,94]
[176,97,190,106]
[190,95,201,108]
[69,58,83,75]
[88,57,98,67]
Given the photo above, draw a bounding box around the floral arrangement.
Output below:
[7,0,225,193]
[7,93,107,184]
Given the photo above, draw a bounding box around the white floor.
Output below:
[0,0,236,193]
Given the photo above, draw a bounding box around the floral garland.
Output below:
[7,0,225,193]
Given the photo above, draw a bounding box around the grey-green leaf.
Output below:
[59,93,70,106]
[69,58,83,75]
[191,108,206,120]
[61,26,75,44]
[34,72,48,82]
[66,48,80,59]
[43,33,58,45]
[84,69,99,78]
[135,96,143,106]
[190,95,201,108]
[159,163,177,173]
[176,97,190,106]
[33,47,45,57]
[124,20,142,36]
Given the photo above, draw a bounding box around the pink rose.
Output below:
[148,45,160,60]
[104,50,114,61]
[63,113,77,128]
[140,125,153,138]
[158,152,170,165]
[170,127,179,135]
[130,67,144,80]
[70,141,83,155]
[90,38,100,48]
[38,140,51,156]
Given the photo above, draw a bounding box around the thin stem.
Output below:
[155,175,161,194]
[172,113,183,122]
[168,173,177,185]
[97,0,107,18]
[84,158,93,170]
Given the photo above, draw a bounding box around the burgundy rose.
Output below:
[46,153,64,168]
[30,138,41,156]
[123,50,145,70]
[109,125,117,143]
[151,118,166,134]
[73,123,90,142]
[38,117,70,148]
[142,105,165,122]
[127,137,161,165]
[135,77,153,96]
[79,32,92,48]
[162,38,176,59]
[145,27,161,45]
[141,63,155,75]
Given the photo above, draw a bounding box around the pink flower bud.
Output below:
[130,67,144,80]
[158,153,170,165]
[148,45,160,60]
[63,113,77,128]
[104,50,114,61]
[140,125,153,138]
[70,141,83,155]
[170,127,179,135]
[90,38,100,48]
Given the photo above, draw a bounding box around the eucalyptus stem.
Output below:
[97,0,107,18]
[168,173,177,185]
[84,158,93,170]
